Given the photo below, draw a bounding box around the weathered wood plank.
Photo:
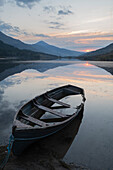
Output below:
[45,93,71,108]
[33,102,66,118]
[64,88,81,94]
[20,112,47,127]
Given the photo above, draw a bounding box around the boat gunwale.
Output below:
[13,84,85,131]
[13,103,84,135]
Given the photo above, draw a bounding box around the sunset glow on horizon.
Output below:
[83,49,95,52]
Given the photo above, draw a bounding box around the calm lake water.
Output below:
[0,61,113,170]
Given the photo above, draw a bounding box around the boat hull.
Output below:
[12,105,83,156]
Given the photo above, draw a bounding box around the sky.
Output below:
[0,0,113,52]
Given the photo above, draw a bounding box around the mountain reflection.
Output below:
[0,61,70,81]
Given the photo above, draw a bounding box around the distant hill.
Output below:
[0,40,58,60]
[0,31,36,51]
[31,41,84,57]
[78,43,113,61]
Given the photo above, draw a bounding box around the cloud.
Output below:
[86,16,111,24]
[43,6,56,13]
[58,9,73,15]
[14,0,41,9]
[0,20,21,34]
[49,21,64,29]
[45,31,113,52]
[0,0,41,8]
[0,20,50,39]
[43,5,73,17]
[0,0,5,6]
[33,33,50,38]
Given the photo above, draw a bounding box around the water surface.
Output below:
[0,62,113,170]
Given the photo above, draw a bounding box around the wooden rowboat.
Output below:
[12,84,86,156]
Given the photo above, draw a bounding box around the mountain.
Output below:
[31,41,84,57]
[0,40,58,60]
[83,43,113,57]
[78,43,113,61]
[0,31,36,51]
[0,31,83,57]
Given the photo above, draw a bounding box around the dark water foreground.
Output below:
[0,107,88,170]
[0,60,113,169]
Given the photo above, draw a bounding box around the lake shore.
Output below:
[0,145,88,170]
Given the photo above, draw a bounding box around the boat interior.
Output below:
[16,85,85,128]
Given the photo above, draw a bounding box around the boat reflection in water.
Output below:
[19,102,84,160]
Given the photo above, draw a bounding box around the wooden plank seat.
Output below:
[33,100,66,118]
[19,111,47,127]
[44,93,71,108]
[64,88,81,94]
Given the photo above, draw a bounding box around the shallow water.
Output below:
[0,62,113,170]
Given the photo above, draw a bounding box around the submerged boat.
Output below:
[12,84,86,156]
